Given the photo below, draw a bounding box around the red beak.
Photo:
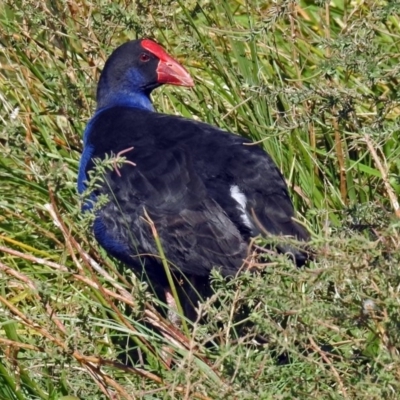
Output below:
[156,57,194,87]
[141,39,194,88]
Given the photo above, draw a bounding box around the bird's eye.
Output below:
[139,53,150,62]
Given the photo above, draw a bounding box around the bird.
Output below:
[77,39,310,320]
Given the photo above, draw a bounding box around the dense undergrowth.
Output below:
[1,0,400,398]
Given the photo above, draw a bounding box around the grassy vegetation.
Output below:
[1,0,400,398]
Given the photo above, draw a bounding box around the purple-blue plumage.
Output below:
[78,39,309,317]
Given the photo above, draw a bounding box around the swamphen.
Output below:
[78,39,309,319]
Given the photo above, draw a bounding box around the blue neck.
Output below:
[96,90,154,112]
[96,68,156,111]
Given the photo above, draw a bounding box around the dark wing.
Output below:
[141,111,309,237]
[86,123,248,281]
[145,112,310,264]
[224,140,309,238]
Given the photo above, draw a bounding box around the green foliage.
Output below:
[1,0,400,398]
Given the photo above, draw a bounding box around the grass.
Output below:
[1,0,400,398]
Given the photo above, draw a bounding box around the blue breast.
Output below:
[77,116,98,196]
[77,96,153,266]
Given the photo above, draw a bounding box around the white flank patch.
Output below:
[230,185,253,229]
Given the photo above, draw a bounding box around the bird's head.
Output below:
[96,39,194,110]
